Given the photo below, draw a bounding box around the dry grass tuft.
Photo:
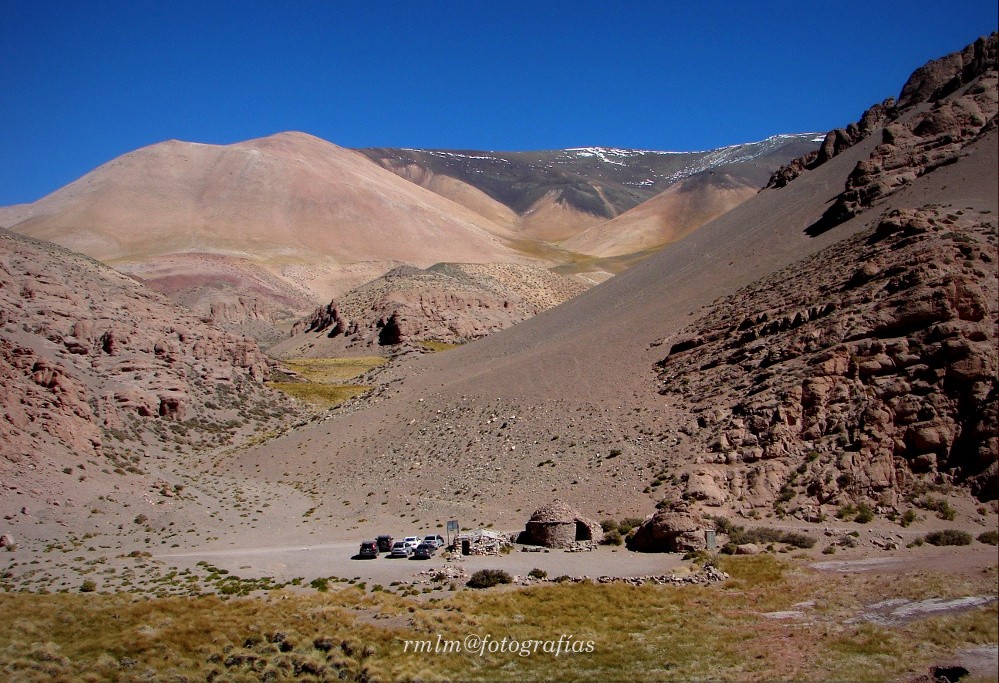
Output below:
[0,558,995,681]
[267,382,370,407]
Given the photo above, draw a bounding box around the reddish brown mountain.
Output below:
[4,132,527,341]
[562,171,760,257]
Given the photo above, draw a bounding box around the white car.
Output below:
[402,536,421,549]
[423,534,445,549]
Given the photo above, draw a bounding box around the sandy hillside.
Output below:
[233,35,997,537]
[5,132,530,334]
[562,171,760,257]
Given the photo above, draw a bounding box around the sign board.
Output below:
[446,520,459,533]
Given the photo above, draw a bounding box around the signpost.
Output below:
[446,520,459,547]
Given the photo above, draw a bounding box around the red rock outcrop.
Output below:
[275,262,590,354]
[766,33,997,198]
[0,230,301,479]
[657,206,998,505]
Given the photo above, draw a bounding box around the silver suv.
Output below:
[423,534,445,549]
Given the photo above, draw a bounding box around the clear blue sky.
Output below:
[1,1,996,205]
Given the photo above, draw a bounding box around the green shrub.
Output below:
[779,531,818,549]
[617,518,645,534]
[924,530,972,546]
[836,504,857,520]
[900,509,917,527]
[600,529,623,546]
[80,579,97,593]
[310,577,329,592]
[917,497,956,521]
[854,504,874,524]
[717,523,816,551]
[528,568,547,580]
[709,516,739,535]
[600,519,618,533]
[467,569,512,589]
[976,530,998,545]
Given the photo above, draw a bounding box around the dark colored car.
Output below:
[358,540,379,558]
[412,543,435,560]
[376,535,394,552]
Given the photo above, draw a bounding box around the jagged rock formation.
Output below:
[657,206,998,505]
[273,263,589,354]
[766,34,997,223]
[627,506,708,553]
[0,230,301,485]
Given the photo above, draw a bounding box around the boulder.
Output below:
[627,508,706,553]
[685,472,727,506]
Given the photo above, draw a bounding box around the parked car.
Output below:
[376,535,394,552]
[390,541,412,558]
[423,535,445,549]
[402,536,421,549]
[358,540,379,559]
[412,543,435,559]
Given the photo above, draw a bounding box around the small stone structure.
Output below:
[520,500,603,548]
[457,529,511,556]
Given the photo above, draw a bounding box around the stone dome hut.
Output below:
[521,499,603,548]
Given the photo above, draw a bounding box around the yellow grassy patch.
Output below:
[281,356,387,383]
[266,382,370,408]
[417,340,462,352]
[2,561,995,682]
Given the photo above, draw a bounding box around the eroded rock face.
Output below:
[826,72,997,224]
[898,33,999,108]
[287,262,590,348]
[657,206,998,505]
[765,33,997,200]
[627,507,707,553]
[0,230,300,477]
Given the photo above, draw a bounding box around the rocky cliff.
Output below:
[766,33,997,201]
[626,36,999,545]
[273,262,590,355]
[657,205,997,510]
[0,230,302,495]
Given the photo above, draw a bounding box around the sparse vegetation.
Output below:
[714,518,817,553]
[923,530,972,546]
[466,569,512,589]
[854,503,875,524]
[915,497,957,521]
[266,382,371,407]
[417,340,461,352]
[1,564,994,683]
[977,530,998,545]
[600,529,623,546]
